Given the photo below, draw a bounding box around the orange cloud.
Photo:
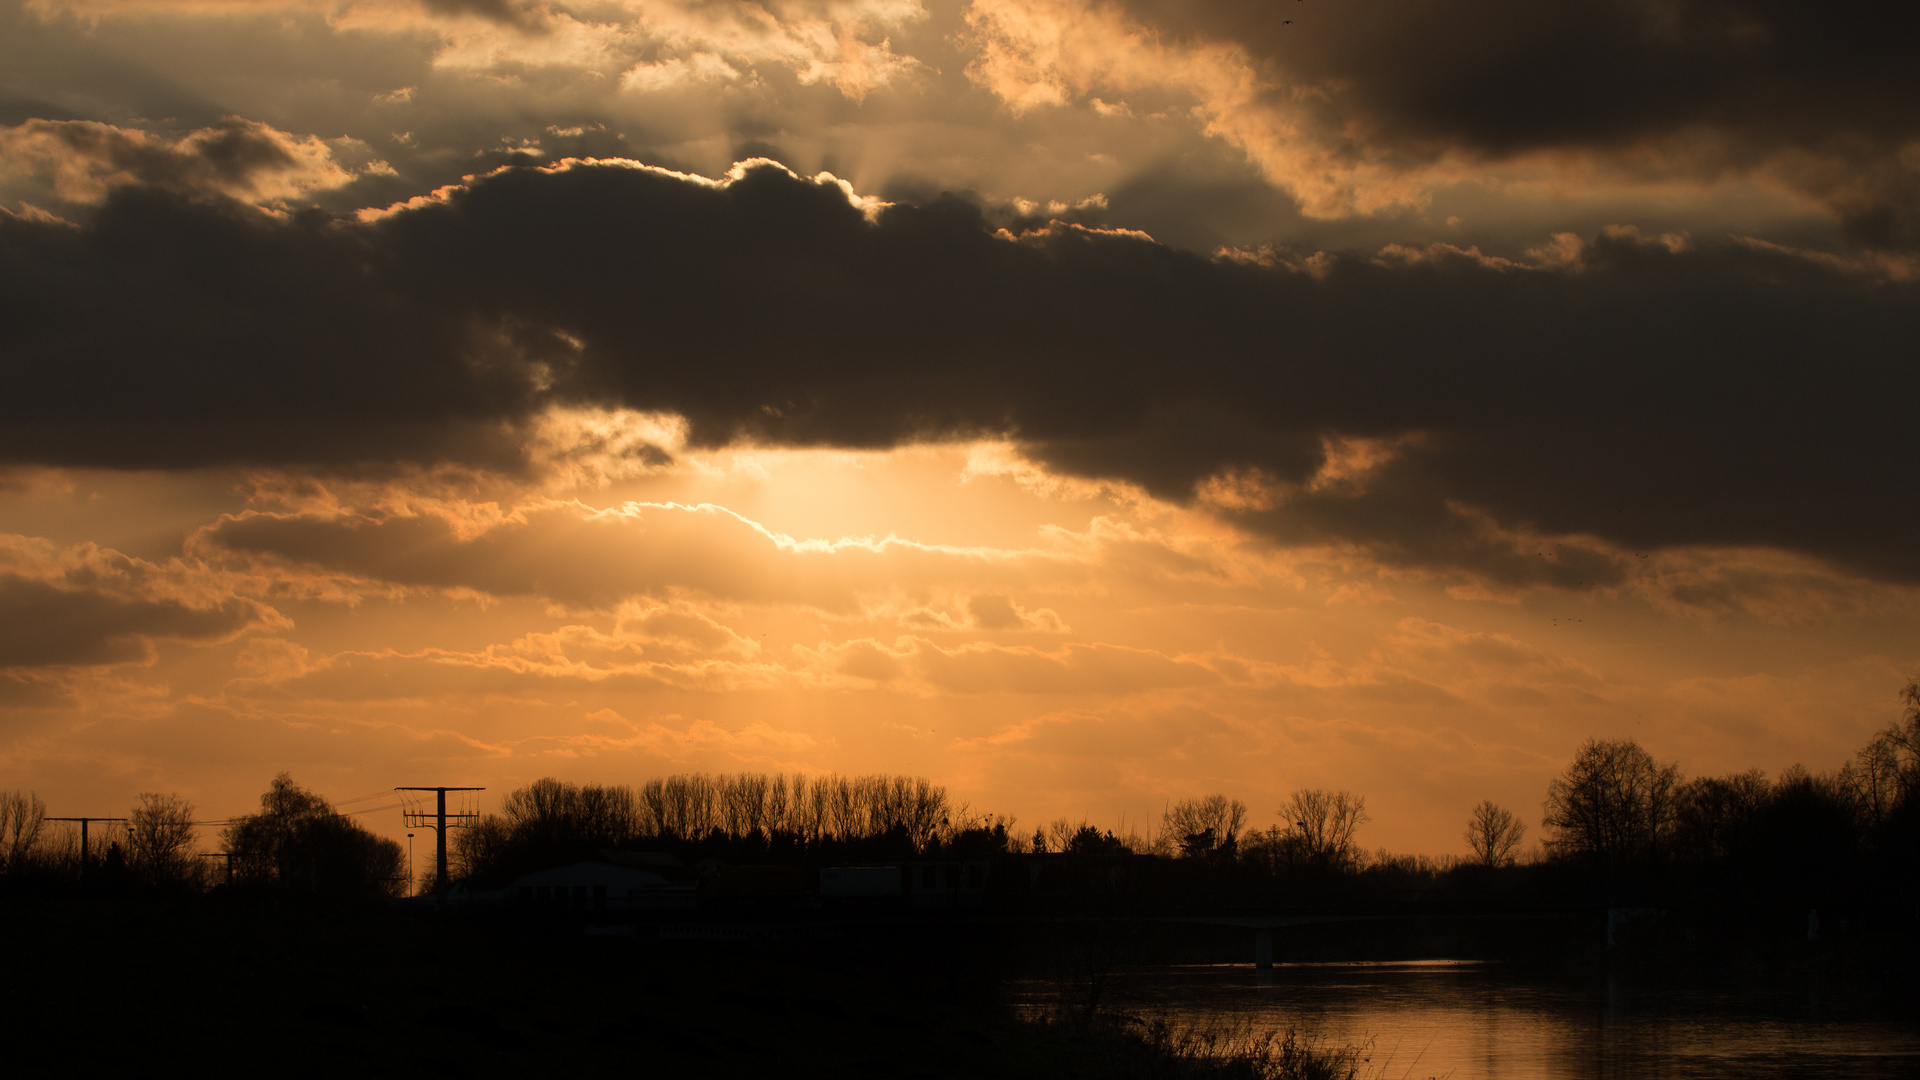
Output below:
[0,535,283,670]
[805,635,1219,694]
[195,491,1094,611]
[0,118,359,207]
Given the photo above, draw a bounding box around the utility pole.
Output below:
[394,788,482,896]
[46,817,128,889]
[200,851,234,887]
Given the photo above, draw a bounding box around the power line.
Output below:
[189,804,399,829]
[329,789,399,807]
[184,788,404,828]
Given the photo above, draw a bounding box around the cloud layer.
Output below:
[979,0,1920,238]
[196,495,1062,610]
[3,155,1917,584]
[3,0,1918,852]
[0,535,276,669]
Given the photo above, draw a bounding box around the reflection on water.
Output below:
[1035,961,1920,1079]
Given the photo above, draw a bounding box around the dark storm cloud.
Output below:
[0,187,536,470]
[3,156,1917,583]
[1115,0,1920,244]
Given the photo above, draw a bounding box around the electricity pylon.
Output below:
[394,787,483,895]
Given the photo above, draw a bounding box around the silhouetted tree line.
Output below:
[1143,681,1920,914]
[423,679,1911,930]
[5,682,1914,927]
[1513,682,1920,918]
[0,789,209,892]
[0,774,403,901]
[452,772,1005,886]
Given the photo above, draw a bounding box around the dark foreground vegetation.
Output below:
[5,682,1919,1074]
[4,892,1376,1078]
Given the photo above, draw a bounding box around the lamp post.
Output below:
[407,833,415,897]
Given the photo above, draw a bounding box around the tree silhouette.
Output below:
[1843,680,1920,830]
[1670,770,1769,864]
[1463,800,1526,868]
[454,773,969,884]
[0,789,46,873]
[1737,765,1862,907]
[1251,787,1374,868]
[223,774,404,900]
[128,792,200,889]
[1065,824,1132,857]
[1542,738,1679,867]
[1160,795,1247,861]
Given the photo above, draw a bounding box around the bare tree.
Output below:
[450,813,509,882]
[1847,680,1920,821]
[1046,818,1079,853]
[128,792,201,888]
[1160,795,1248,860]
[1542,738,1681,866]
[1840,737,1903,829]
[1281,789,1369,872]
[460,771,960,882]
[1463,800,1526,868]
[0,790,46,872]
[825,775,862,839]
[1902,678,1920,756]
[1004,823,1033,854]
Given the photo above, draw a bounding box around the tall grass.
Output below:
[1024,1010,1368,1080]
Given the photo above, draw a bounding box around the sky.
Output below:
[2,0,1917,855]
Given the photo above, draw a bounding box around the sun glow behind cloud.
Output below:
[2,428,1913,853]
[2,0,1919,860]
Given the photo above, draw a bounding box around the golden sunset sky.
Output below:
[2,0,1917,853]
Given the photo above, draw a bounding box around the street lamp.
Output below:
[407,833,414,896]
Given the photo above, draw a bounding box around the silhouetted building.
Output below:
[701,865,808,898]
[904,859,989,905]
[510,860,692,911]
[819,865,903,898]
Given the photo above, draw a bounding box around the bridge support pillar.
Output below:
[1255,928,1273,969]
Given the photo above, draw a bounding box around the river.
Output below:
[1028,960,1920,1079]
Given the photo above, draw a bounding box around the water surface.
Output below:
[1039,961,1920,1079]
